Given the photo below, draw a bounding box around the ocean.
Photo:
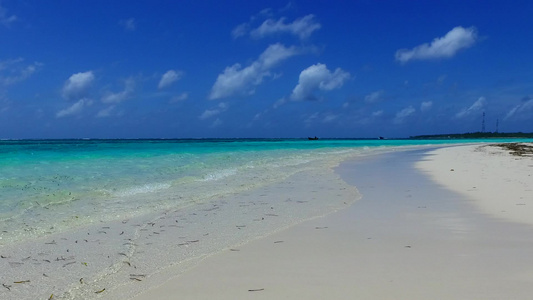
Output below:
[0,138,528,299]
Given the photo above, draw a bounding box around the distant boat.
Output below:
[379,136,385,140]
[308,136,319,140]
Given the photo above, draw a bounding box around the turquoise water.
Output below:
[0,138,528,245]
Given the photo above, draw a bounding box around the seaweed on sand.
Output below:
[494,143,533,157]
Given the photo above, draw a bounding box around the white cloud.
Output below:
[395,26,478,63]
[505,96,533,120]
[0,58,23,71]
[393,106,416,124]
[0,4,17,27]
[365,90,384,103]
[253,111,264,121]
[2,65,36,85]
[210,118,223,128]
[304,112,319,126]
[101,77,135,104]
[372,110,383,117]
[169,92,189,103]
[199,102,228,120]
[420,101,433,112]
[96,105,115,118]
[259,43,298,69]
[0,60,42,86]
[273,97,287,109]
[158,70,183,89]
[322,113,338,123]
[232,23,249,39]
[209,43,298,100]
[455,97,485,119]
[120,18,136,31]
[291,63,350,101]
[62,71,94,100]
[250,15,321,40]
[56,98,91,118]
[231,8,272,38]
[356,109,384,125]
[257,8,273,18]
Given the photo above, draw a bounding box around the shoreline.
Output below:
[130,144,533,299]
[0,148,364,300]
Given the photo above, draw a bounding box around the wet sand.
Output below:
[131,145,533,299]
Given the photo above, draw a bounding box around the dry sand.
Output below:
[416,143,533,226]
[129,144,533,300]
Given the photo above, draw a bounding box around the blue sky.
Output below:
[1,0,532,139]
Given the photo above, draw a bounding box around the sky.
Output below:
[1,0,533,139]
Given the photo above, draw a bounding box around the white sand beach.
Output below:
[416,144,533,226]
[129,143,533,300]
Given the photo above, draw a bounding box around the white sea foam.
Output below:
[113,182,172,197]
[201,168,237,181]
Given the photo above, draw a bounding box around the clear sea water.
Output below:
[0,138,528,246]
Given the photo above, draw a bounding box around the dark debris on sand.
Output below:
[494,143,533,157]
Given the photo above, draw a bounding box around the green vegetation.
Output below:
[410,132,533,139]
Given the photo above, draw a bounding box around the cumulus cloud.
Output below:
[0,4,17,27]
[395,26,478,63]
[158,70,183,89]
[62,71,94,100]
[290,63,350,101]
[209,43,298,100]
[101,78,135,104]
[365,90,385,103]
[420,101,433,112]
[120,18,136,31]
[56,98,91,118]
[393,106,416,124]
[199,102,228,120]
[455,97,485,119]
[250,15,321,40]
[505,96,533,120]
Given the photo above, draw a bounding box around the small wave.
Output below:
[113,182,172,197]
[201,168,238,181]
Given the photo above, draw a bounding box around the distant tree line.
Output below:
[410,132,533,139]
